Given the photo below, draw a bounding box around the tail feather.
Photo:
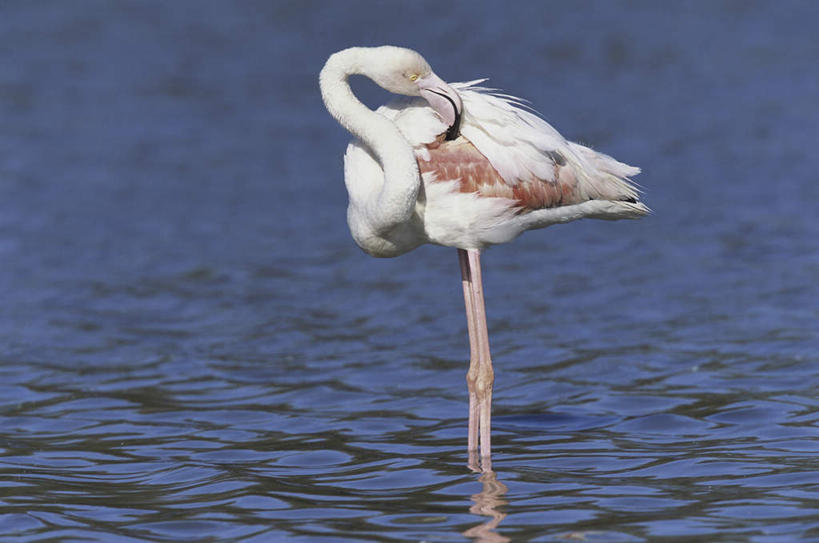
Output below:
[588,200,651,220]
[567,142,642,203]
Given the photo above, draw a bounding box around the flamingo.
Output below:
[319,46,648,464]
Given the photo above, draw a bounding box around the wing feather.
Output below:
[453,81,641,204]
[374,81,642,211]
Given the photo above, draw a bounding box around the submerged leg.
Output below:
[467,249,494,462]
[458,249,480,454]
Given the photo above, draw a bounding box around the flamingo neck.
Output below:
[319,48,420,232]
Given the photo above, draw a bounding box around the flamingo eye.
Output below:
[408,73,419,82]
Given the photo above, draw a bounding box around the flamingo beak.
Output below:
[417,72,462,140]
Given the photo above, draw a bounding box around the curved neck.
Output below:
[319,49,420,232]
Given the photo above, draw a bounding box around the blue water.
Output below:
[1,1,818,541]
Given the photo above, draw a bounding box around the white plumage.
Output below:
[342,79,647,257]
[320,46,647,468]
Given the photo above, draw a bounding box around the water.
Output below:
[1,1,818,541]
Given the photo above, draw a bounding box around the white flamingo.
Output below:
[319,46,648,464]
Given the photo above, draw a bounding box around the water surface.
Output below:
[1,1,818,541]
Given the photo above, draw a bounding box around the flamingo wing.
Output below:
[375,81,643,214]
[452,81,641,210]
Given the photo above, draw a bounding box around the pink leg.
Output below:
[459,249,494,466]
[458,249,480,454]
[467,249,494,462]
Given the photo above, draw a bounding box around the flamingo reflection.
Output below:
[463,454,509,543]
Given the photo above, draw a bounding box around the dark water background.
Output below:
[1,1,818,541]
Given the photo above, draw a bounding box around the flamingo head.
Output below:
[362,46,463,140]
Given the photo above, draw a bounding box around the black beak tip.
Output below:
[445,108,462,141]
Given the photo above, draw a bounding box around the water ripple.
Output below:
[2,1,819,542]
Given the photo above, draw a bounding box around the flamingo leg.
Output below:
[468,249,494,461]
[459,248,494,463]
[458,249,480,454]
